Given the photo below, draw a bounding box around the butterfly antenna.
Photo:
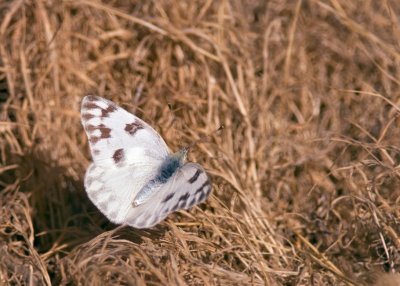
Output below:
[185,125,224,151]
[164,99,183,131]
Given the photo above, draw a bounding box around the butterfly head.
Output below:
[175,147,189,163]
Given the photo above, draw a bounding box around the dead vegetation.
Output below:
[1,0,400,285]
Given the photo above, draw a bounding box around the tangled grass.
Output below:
[1,1,400,285]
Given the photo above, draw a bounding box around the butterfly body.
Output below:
[80,95,211,228]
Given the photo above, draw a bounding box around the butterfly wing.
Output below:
[81,95,170,223]
[81,95,211,229]
[124,163,212,228]
[81,95,169,167]
[84,163,158,224]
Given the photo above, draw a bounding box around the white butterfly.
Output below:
[80,95,212,228]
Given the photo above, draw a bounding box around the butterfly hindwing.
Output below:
[124,163,211,228]
[84,163,159,224]
[81,95,169,167]
[160,163,211,213]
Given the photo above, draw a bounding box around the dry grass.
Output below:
[1,0,400,285]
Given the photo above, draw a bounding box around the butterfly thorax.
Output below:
[157,154,184,183]
[132,148,188,207]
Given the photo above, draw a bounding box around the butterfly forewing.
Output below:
[81,95,169,167]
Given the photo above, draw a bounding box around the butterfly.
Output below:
[80,95,212,228]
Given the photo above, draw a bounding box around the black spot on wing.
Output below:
[179,192,190,202]
[82,101,100,110]
[113,148,124,163]
[188,168,202,183]
[89,137,100,144]
[177,192,190,209]
[195,180,210,195]
[163,193,175,203]
[193,179,212,204]
[82,96,117,119]
[188,197,197,208]
[98,124,112,138]
[85,95,99,103]
[171,202,180,212]
[125,122,144,135]
[86,123,112,144]
[198,191,206,202]
[101,105,117,118]
[81,113,94,120]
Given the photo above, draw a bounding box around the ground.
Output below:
[1,1,400,285]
